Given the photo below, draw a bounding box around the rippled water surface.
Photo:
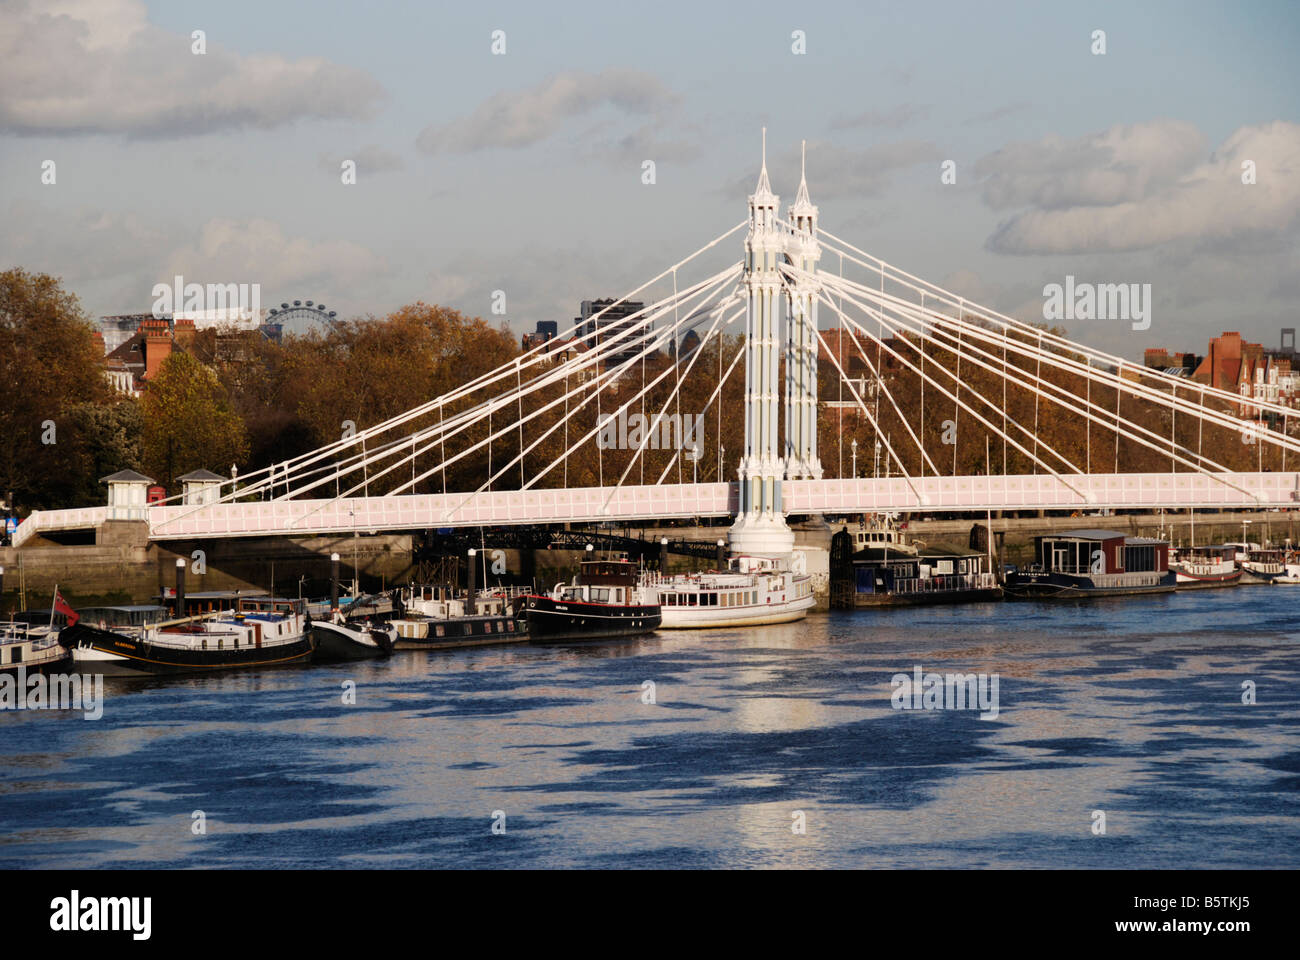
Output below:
[2,588,1298,868]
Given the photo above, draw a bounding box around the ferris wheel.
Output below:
[266,299,337,333]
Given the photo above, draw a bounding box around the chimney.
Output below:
[143,317,172,380]
[174,316,196,350]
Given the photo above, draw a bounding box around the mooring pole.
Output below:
[466,548,477,615]
[175,557,186,620]
[330,552,340,617]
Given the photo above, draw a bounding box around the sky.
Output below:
[1,0,1298,355]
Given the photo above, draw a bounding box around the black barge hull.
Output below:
[523,596,660,643]
[60,624,316,676]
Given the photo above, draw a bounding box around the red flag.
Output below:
[53,589,80,627]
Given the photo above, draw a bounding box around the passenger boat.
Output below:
[830,519,1001,608]
[1240,548,1286,584]
[310,615,397,662]
[646,554,814,628]
[61,596,315,676]
[387,584,529,650]
[1170,544,1242,589]
[523,558,661,643]
[0,622,69,675]
[1004,529,1176,600]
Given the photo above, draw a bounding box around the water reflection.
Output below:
[1,589,1297,868]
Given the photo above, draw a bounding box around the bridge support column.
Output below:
[730,131,795,559]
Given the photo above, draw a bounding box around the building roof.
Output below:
[176,469,226,482]
[100,469,155,484]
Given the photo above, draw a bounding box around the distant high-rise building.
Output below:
[578,298,644,368]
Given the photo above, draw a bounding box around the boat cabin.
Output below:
[1032,530,1169,576]
[158,588,271,617]
[577,560,639,587]
[1174,544,1236,563]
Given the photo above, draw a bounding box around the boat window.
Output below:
[590,587,610,603]
[435,624,445,638]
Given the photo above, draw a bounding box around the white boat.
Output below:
[0,621,68,674]
[645,554,814,629]
[1170,544,1241,589]
[1276,561,1300,584]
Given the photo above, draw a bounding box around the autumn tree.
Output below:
[0,268,109,511]
[140,351,248,486]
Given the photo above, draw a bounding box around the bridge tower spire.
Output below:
[784,140,822,481]
[730,128,795,557]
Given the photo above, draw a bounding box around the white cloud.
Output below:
[981,121,1300,254]
[162,219,388,299]
[416,70,677,154]
[0,0,386,136]
[724,139,943,201]
[976,119,1206,211]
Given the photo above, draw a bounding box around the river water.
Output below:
[2,587,1297,869]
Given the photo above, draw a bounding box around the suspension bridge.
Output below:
[16,135,1300,553]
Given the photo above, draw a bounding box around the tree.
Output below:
[0,268,108,511]
[140,352,248,486]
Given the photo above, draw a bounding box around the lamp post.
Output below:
[1242,519,1252,550]
[851,439,857,478]
[719,445,725,481]
[874,439,882,480]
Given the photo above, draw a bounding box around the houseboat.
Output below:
[645,555,814,628]
[829,519,1001,608]
[524,558,661,643]
[1004,529,1176,600]
[1,622,69,675]
[386,584,529,650]
[1170,544,1241,589]
[61,596,316,676]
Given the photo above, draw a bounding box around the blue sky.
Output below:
[2,0,1297,354]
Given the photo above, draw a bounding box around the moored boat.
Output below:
[61,596,315,676]
[647,554,814,627]
[0,622,69,675]
[1240,548,1286,584]
[830,519,1001,608]
[388,585,529,650]
[310,616,396,662]
[1004,529,1176,600]
[524,558,660,643]
[1171,544,1242,589]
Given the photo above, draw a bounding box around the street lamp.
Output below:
[719,445,725,480]
[851,438,857,478]
[874,439,882,480]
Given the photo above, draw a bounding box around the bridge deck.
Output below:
[13,473,1300,545]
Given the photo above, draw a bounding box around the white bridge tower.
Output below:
[730,130,819,558]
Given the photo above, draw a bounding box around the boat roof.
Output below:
[1044,528,1126,540]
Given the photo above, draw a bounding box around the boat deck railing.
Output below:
[891,572,997,595]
